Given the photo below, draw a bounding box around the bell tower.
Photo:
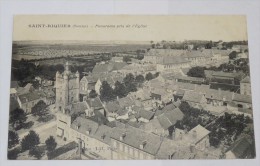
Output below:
[55,61,80,112]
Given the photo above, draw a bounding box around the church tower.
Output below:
[55,61,80,111]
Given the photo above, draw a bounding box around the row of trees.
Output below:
[8,130,57,160]
[100,72,158,101]
[150,40,248,50]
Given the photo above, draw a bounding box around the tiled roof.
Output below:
[204,89,233,102]
[110,126,162,155]
[71,102,88,113]
[175,75,205,82]
[176,82,196,91]
[86,97,104,109]
[159,56,190,65]
[105,101,122,113]
[92,125,113,144]
[139,110,155,120]
[92,63,114,73]
[226,136,252,158]
[117,96,135,108]
[71,117,99,135]
[157,108,184,129]
[233,94,252,104]
[183,50,213,58]
[161,103,176,112]
[156,139,177,159]
[182,91,204,103]
[145,49,185,57]
[18,91,46,104]
[186,125,210,144]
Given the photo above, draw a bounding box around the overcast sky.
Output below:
[13,15,248,42]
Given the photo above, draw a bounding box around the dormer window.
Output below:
[120,133,126,141]
[139,141,147,150]
[76,124,81,130]
[86,127,91,135]
[101,134,105,140]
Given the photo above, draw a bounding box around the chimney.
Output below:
[86,127,91,135]
[101,134,105,140]
[120,133,126,141]
[192,130,197,139]
[190,144,195,153]
[77,139,82,157]
[139,141,147,150]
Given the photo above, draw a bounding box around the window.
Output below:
[120,143,123,151]
[134,150,138,158]
[129,148,133,156]
[113,141,117,148]
[140,152,143,159]
[124,146,128,153]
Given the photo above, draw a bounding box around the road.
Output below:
[18,120,56,139]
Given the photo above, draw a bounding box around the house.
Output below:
[240,76,251,95]
[17,91,47,113]
[137,110,155,123]
[85,97,105,116]
[174,75,205,84]
[143,49,185,64]
[111,57,123,62]
[157,108,184,136]
[204,70,241,84]
[110,126,162,159]
[156,56,191,72]
[232,93,252,109]
[182,91,207,106]
[225,136,253,159]
[181,125,210,151]
[143,118,167,136]
[80,75,99,98]
[41,87,55,105]
[92,62,127,74]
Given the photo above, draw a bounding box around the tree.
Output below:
[8,130,19,149]
[45,136,57,152]
[9,108,27,129]
[114,81,127,98]
[21,130,40,151]
[89,89,98,98]
[29,146,45,159]
[100,81,115,101]
[31,100,47,117]
[124,74,137,93]
[136,54,144,60]
[187,66,205,78]
[135,75,145,83]
[145,72,153,81]
[229,51,237,60]
[123,56,131,63]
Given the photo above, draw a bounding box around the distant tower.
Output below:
[55,61,80,111]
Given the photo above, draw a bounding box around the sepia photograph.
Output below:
[7,15,255,160]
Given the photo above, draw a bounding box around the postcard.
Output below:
[8,15,255,160]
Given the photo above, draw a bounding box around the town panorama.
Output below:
[8,40,255,160]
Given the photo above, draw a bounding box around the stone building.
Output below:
[55,61,80,111]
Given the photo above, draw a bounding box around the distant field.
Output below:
[12,41,150,60]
